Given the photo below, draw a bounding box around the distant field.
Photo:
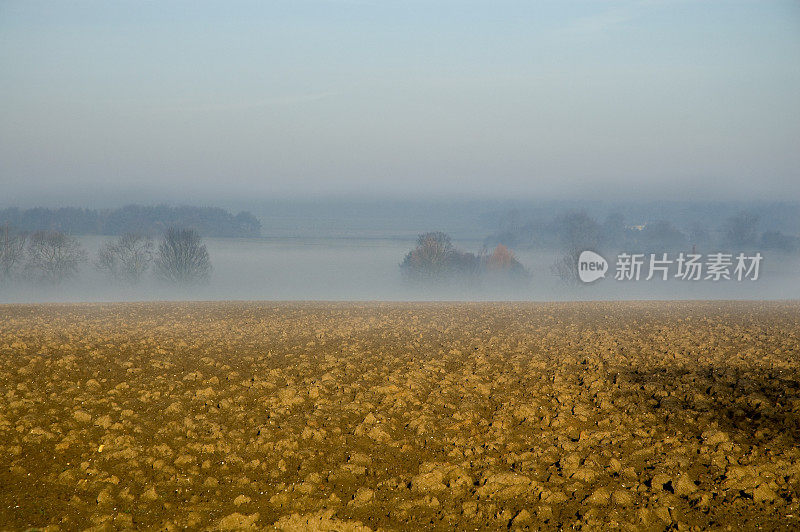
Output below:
[1,301,799,530]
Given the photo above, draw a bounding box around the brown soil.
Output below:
[1,301,799,530]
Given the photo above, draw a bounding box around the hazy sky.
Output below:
[1,1,799,204]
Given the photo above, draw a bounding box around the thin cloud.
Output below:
[565,10,636,35]
[554,1,666,37]
[166,92,340,113]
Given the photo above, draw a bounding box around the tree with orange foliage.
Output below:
[487,244,514,271]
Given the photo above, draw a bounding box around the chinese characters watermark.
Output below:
[578,251,762,283]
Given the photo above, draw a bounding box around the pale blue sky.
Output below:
[1,1,799,203]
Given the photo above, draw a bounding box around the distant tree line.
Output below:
[488,209,799,254]
[0,225,211,287]
[401,232,529,283]
[0,204,261,238]
[484,209,798,285]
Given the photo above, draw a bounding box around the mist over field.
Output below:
[1,199,798,303]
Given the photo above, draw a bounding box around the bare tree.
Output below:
[154,228,211,284]
[25,231,88,283]
[96,233,153,284]
[402,232,453,276]
[552,248,582,285]
[400,232,484,282]
[0,224,26,284]
[551,212,600,285]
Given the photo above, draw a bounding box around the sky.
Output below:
[1,0,799,205]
